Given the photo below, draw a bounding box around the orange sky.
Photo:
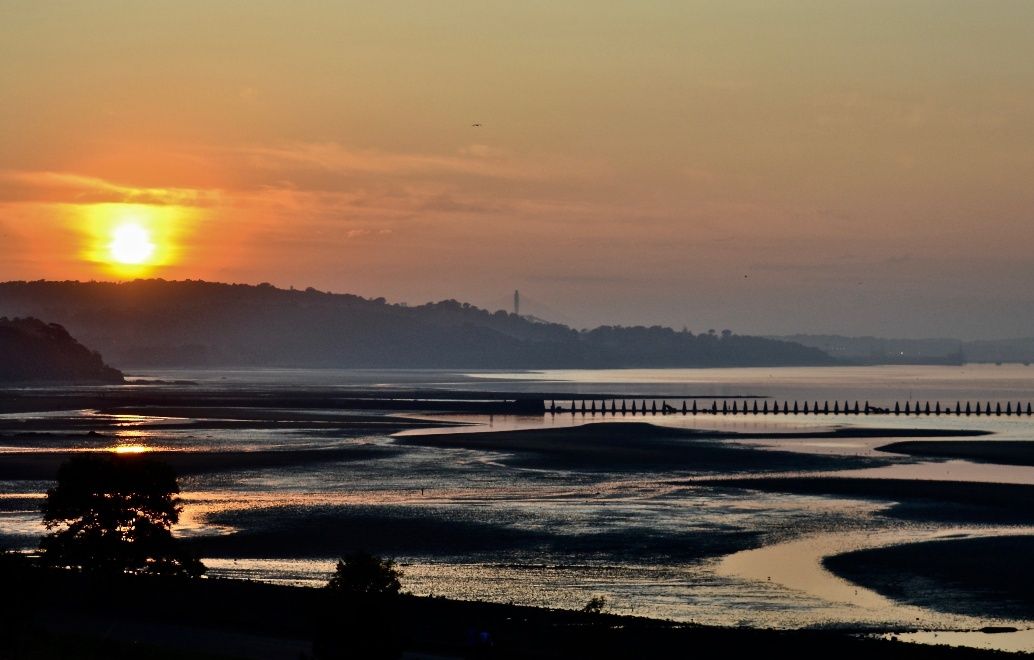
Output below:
[2,2,1033,338]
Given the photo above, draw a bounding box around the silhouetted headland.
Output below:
[0,317,123,384]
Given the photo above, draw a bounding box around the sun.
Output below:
[108,221,156,265]
[79,202,193,277]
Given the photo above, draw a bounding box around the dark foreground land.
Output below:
[0,557,1017,660]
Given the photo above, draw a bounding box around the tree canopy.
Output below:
[325,552,402,597]
[40,454,204,577]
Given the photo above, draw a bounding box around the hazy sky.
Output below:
[2,1,1032,338]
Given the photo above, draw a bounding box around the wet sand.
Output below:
[879,441,1034,467]
[715,527,1034,631]
[0,444,400,480]
[193,505,547,557]
[191,503,761,562]
[824,535,1034,620]
[395,422,985,472]
[3,384,1034,645]
[707,476,1034,524]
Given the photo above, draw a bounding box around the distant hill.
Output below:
[778,334,1034,365]
[0,280,834,369]
[0,317,124,383]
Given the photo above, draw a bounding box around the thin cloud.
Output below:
[0,171,219,207]
[233,141,608,183]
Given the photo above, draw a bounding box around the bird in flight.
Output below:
[472,122,482,127]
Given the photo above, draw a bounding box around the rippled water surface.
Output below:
[3,365,1034,651]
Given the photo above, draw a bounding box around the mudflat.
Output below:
[879,440,1034,467]
[707,476,1034,524]
[0,445,400,480]
[824,535,1034,620]
[395,422,984,472]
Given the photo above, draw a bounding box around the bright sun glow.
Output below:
[79,203,192,277]
[108,222,156,265]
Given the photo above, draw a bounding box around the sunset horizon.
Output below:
[4,2,1033,338]
[3,4,1034,658]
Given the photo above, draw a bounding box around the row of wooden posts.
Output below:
[548,399,1034,416]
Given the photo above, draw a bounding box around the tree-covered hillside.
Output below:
[0,281,833,369]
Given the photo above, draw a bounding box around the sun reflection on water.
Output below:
[112,444,150,454]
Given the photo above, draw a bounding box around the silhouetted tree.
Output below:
[581,596,608,614]
[325,552,403,597]
[315,552,404,659]
[39,454,204,577]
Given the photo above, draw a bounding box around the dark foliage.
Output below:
[581,596,607,614]
[0,317,123,383]
[325,551,403,597]
[39,454,204,577]
[314,553,405,659]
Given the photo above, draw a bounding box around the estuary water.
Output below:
[3,364,1034,650]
